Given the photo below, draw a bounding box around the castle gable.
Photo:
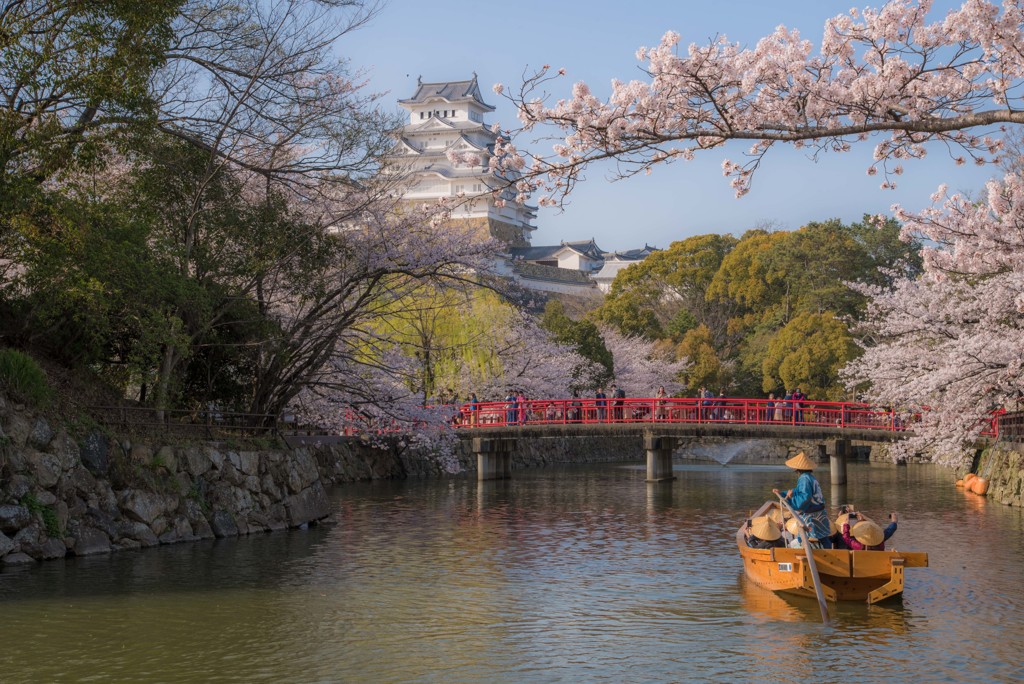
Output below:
[399,74,495,111]
[411,116,458,132]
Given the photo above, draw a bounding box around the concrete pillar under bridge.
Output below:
[644,434,677,482]
[824,439,850,486]
[472,437,515,481]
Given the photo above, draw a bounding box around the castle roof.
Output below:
[399,74,495,111]
[593,260,639,282]
[393,133,491,158]
[603,244,658,261]
[559,239,605,261]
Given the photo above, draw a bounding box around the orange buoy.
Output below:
[955,479,964,488]
[971,477,989,496]
[963,473,977,488]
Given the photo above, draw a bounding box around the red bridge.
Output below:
[453,397,909,432]
[447,397,917,483]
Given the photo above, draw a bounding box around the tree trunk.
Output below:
[154,342,177,421]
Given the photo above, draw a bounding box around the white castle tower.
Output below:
[390,74,536,246]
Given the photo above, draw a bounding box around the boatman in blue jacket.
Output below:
[772,451,833,549]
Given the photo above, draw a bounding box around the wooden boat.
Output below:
[737,501,928,604]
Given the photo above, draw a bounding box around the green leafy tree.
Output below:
[0,0,181,220]
[589,294,663,339]
[592,233,737,342]
[541,300,613,390]
[762,312,858,401]
[675,324,723,392]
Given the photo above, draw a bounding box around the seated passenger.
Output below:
[830,522,848,550]
[745,515,784,549]
[841,516,887,551]
[883,512,898,542]
[785,517,805,548]
[833,506,868,549]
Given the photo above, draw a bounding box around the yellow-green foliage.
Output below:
[761,312,858,400]
[365,285,522,398]
[676,324,722,390]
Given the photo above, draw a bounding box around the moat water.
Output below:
[1,462,1022,682]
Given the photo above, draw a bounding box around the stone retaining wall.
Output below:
[972,443,1024,507]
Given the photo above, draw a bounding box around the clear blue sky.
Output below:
[343,0,996,251]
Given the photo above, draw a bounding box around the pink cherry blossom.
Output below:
[493,1,1024,205]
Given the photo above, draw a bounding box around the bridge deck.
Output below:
[459,422,907,443]
[453,397,910,443]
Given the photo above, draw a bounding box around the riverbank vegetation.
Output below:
[587,219,920,400]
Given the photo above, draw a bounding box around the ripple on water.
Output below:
[0,463,1022,683]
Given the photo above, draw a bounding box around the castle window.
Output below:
[419,112,424,119]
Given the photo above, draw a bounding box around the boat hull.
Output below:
[738,503,928,604]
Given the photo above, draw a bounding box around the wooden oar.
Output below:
[776,494,831,625]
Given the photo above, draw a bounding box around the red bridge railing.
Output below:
[451,397,911,432]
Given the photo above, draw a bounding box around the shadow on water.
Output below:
[0,523,334,602]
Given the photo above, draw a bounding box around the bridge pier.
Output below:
[644,435,676,482]
[830,439,850,485]
[472,437,515,481]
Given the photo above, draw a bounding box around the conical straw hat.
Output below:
[835,505,858,529]
[766,507,784,524]
[852,520,884,547]
[785,517,802,537]
[784,451,817,470]
[751,515,781,541]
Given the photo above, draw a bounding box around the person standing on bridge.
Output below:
[505,390,517,426]
[610,384,625,421]
[595,387,607,422]
[772,452,832,549]
[654,385,668,420]
[792,387,806,424]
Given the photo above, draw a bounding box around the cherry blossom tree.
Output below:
[843,178,1024,465]
[245,187,499,420]
[458,309,595,400]
[600,326,689,397]
[288,303,591,472]
[493,0,1021,204]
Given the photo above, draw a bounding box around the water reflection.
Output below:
[831,482,848,508]
[0,463,1021,682]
